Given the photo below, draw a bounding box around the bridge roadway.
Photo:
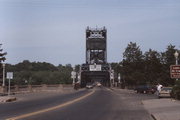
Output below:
[0,87,156,120]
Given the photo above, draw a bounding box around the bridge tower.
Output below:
[86,26,107,64]
[80,26,111,87]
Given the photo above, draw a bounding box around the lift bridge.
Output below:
[77,26,114,87]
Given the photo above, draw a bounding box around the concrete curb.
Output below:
[0,97,17,103]
[151,114,157,120]
[5,97,17,102]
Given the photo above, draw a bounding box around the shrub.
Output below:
[171,80,180,100]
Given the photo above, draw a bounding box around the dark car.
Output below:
[135,85,156,94]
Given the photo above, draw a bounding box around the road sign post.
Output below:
[71,71,76,85]
[2,63,5,87]
[6,72,13,96]
[170,65,180,79]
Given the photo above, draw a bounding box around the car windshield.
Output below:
[162,88,172,91]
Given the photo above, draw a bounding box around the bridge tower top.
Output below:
[86,26,107,64]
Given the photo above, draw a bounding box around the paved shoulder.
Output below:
[143,99,180,120]
[108,88,155,120]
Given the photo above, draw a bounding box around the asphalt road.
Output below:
[0,87,157,120]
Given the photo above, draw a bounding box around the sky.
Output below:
[0,0,180,66]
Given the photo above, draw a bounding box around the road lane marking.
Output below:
[6,90,95,120]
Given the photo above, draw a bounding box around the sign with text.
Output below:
[89,65,101,71]
[6,72,13,79]
[170,65,180,78]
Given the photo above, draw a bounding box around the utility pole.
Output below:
[2,63,5,87]
[0,44,7,88]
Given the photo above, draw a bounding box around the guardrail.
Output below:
[0,84,73,94]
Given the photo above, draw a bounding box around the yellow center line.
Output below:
[6,90,95,120]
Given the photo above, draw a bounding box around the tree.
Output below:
[160,44,177,86]
[123,42,143,63]
[6,61,73,85]
[122,42,145,86]
[164,44,177,65]
[144,49,161,85]
[75,64,80,72]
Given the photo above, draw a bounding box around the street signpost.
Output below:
[71,71,76,79]
[71,71,76,85]
[7,72,13,79]
[6,72,13,96]
[170,65,180,79]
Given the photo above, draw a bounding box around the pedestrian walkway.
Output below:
[143,98,180,120]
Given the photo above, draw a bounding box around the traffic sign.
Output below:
[170,65,180,78]
[71,71,76,79]
[6,72,13,79]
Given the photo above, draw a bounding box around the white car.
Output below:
[86,83,93,89]
[158,87,172,98]
[97,83,102,87]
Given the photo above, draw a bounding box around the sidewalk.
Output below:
[142,98,180,120]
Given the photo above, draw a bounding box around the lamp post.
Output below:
[118,73,121,88]
[174,51,179,65]
[174,51,179,81]
[2,63,5,87]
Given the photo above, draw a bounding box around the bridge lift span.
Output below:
[80,26,113,87]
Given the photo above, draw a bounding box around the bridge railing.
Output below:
[0,84,74,94]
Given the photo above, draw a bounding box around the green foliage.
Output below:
[6,61,73,85]
[119,42,179,87]
[123,42,143,63]
[3,42,180,89]
[122,42,145,86]
[171,80,180,100]
[144,49,162,85]
[160,45,177,86]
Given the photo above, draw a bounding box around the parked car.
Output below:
[158,87,172,98]
[135,85,156,94]
[86,83,94,89]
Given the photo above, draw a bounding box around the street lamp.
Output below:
[2,63,5,87]
[174,51,179,65]
[174,51,179,81]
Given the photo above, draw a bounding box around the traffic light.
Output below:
[0,44,7,62]
[0,52,7,62]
